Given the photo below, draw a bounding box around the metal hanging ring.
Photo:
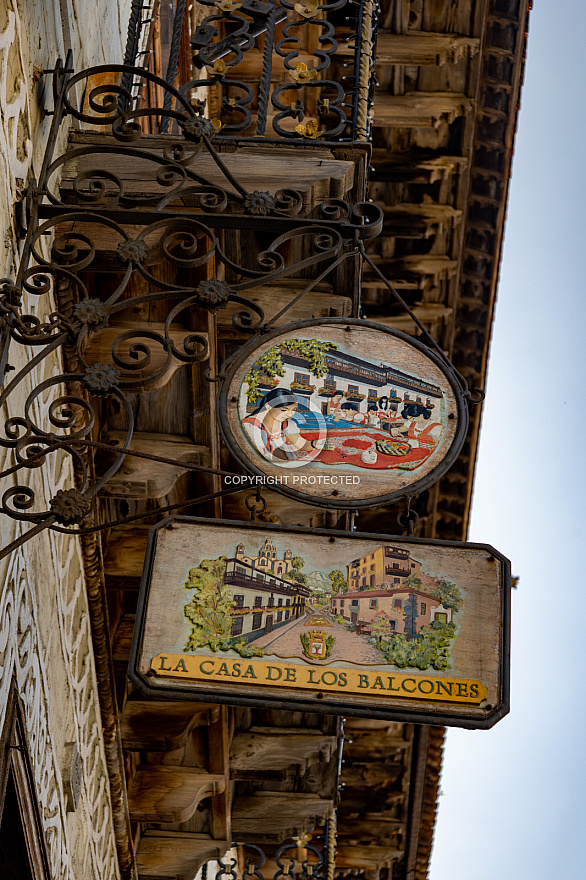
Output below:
[397,505,419,536]
[468,386,486,405]
[245,487,267,520]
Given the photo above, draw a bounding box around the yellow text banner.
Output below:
[150,653,487,704]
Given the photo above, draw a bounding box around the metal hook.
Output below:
[467,386,486,405]
[396,497,419,536]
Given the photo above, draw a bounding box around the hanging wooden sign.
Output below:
[129,518,510,729]
[218,319,469,509]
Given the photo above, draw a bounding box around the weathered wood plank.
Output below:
[335,844,403,868]
[373,93,472,128]
[216,281,351,331]
[104,526,150,588]
[61,144,355,210]
[231,793,332,842]
[337,32,479,66]
[230,732,336,779]
[98,431,210,500]
[369,152,467,184]
[112,613,135,665]
[84,323,207,391]
[368,304,453,332]
[209,705,232,841]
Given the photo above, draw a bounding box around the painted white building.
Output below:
[252,347,443,419]
[0,3,136,878]
[225,558,310,640]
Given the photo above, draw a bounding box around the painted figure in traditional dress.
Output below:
[328,390,345,420]
[366,404,381,427]
[377,395,403,434]
[242,388,324,463]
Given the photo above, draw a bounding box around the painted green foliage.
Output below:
[379,621,458,671]
[328,570,347,594]
[370,610,396,646]
[432,578,463,612]
[244,338,338,403]
[287,555,307,584]
[228,638,265,658]
[183,557,232,651]
[183,556,266,657]
[368,578,463,671]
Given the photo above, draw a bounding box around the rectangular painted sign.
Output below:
[129,517,510,728]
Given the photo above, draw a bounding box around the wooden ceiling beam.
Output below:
[104,526,150,588]
[136,831,230,880]
[216,281,351,332]
[231,793,333,843]
[373,93,473,128]
[128,765,225,824]
[84,323,207,391]
[120,701,220,751]
[338,32,480,66]
[369,153,467,184]
[230,732,337,779]
[98,431,210,500]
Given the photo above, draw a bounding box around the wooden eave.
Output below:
[362,1,531,878]
[61,1,532,879]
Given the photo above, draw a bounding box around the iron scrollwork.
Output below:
[0,47,383,558]
[183,0,377,141]
[216,828,330,880]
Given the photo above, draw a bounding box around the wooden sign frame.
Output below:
[128,517,510,729]
[218,319,469,509]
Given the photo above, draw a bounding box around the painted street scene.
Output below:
[182,535,463,671]
[239,337,447,472]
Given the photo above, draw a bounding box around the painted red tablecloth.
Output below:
[299,421,442,471]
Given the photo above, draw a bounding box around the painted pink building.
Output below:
[331,587,452,637]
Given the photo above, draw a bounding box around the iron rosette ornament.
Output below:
[0,44,383,556]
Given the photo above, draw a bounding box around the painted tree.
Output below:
[403,573,422,590]
[432,578,463,612]
[328,570,347,594]
[288,555,307,584]
[183,556,233,651]
[244,339,339,403]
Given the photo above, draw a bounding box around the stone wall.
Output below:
[0,1,131,877]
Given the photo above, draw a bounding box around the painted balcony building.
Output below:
[224,558,310,641]
[269,349,443,416]
[347,544,424,590]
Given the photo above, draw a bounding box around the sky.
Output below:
[430,2,586,878]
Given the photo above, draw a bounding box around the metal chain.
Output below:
[245,485,267,521]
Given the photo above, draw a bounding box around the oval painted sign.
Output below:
[219,319,469,508]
